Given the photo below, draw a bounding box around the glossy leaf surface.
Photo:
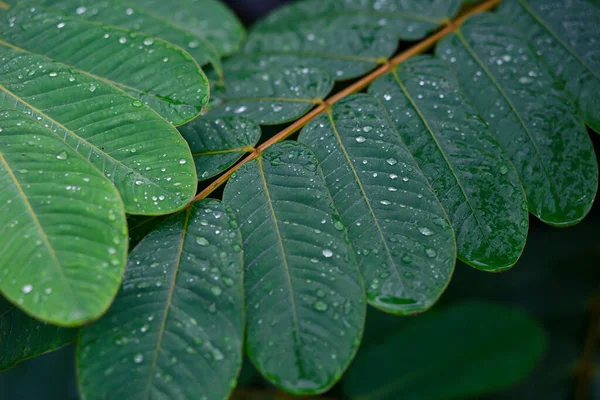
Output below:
[34,0,222,75]
[13,0,245,58]
[343,301,546,400]
[0,296,76,371]
[208,65,332,125]
[499,0,600,133]
[0,110,127,325]
[0,48,198,215]
[299,94,455,314]
[179,116,260,181]
[223,142,366,394]
[78,200,244,400]
[0,5,209,126]
[369,55,528,271]
[438,13,598,226]
[241,0,465,80]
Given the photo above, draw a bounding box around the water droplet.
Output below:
[56,151,68,160]
[133,353,144,364]
[356,136,366,143]
[22,284,33,294]
[211,286,222,296]
[131,100,143,107]
[418,227,434,236]
[322,249,333,258]
[313,300,328,312]
[386,158,397,166]
[195,236,209,246]
[179,159,187,165]
[425,248,436,258]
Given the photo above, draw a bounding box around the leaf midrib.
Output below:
[325,110,405,294]
[0,82,169,192]
[517,0,600,82]
[390,69,490,243]
[142,208,190,400]
[0,151,76,303]
[454,30,561,207]
[256,155,305,376]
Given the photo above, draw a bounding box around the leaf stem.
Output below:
[190,0,503,203]
[575,284,600,400]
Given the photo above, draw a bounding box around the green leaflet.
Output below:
[0,5,209,126]
[240,0,465,80]
[0,110,127,325]
[299,94,455,315]
[78,200,244,400]
[223,142,366,394]
[179,116,260,181]
[208,66,333,125]
[11,0,245,58]
[0,296,76,371]
[35,0,223,77]
[122,0,245,57]
[438,13,598,226]
[342,301,546,400]
[499,0,600,133]
[254,0,465,40]
[369,55,528,271]
[0,48,198,215]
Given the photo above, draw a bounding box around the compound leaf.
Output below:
[78,199,244,400]
[299,94,455,314]
[0,48,198,215]
[438,13,598,226]
[0,109,127,326]
[369,55,528,271]
[223,142,366,394]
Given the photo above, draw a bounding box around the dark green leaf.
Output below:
[78,199,244,400]
[127,215,165,250]
[0,5,209,125]
[369,55,528,271]
[223,142,366,395]
[437,13,598,226]
[239,0,465,80]
[0,296,76,371]
[207,66,332,125]
[499,0,600,133]
[0,48,198,215]
[0,109,127,325]
[343,301,547,400]
[179,116,260,181]
[299,94,455,314]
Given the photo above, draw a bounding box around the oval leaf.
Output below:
[223,141,366,394]
[0,5,209,125]
[0,48,198,215]
[369,55,528,271]
[0,296,76,371]
[78,199,244,400]
[499,0,600,133]
[0,109,127,325]
[343,301,547,400]
[299,94,456,314]
[437,13,598,226]
[179,116,260,181]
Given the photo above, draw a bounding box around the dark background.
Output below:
[2,1,600,399]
